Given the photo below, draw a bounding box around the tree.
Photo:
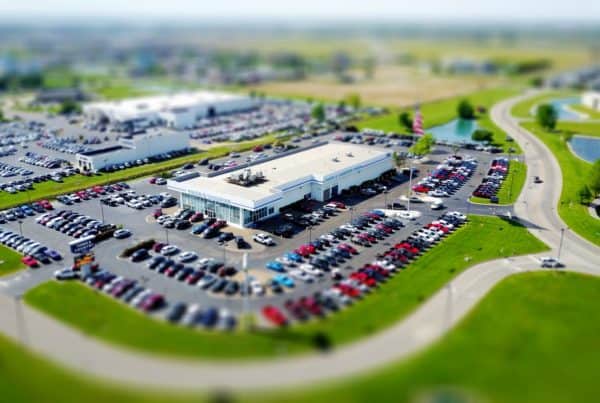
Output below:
[59,99,81,115]
[577,185,593,204]
[398,111,413,132]
[471,129,494,142]
[536,103,557,130]
[345,93,361,109]
[410,134,435,157]
[589,160,600,196]
[457,99,475,119]
[392,151,406,167]
[311,103,325,122]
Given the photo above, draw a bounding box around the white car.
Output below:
[446,211,467,221]
[289,269,314,283]
[250,281,265,296]
[178,251,198,262]
[431,201,445,210]
[299,263,323,277]
[540,257,563,268]
[160,245,180,256]
[253,233,275,246]
[181,304,201,326]
[429,190,448,197]
[155,178,167,185]
[54,268,79,280]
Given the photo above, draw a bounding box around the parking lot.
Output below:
[0,126,515,329]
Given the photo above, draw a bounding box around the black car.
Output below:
[166,302,187,323]
[211,278,227,293]
[160,197,178,208]
[217,232,234,243]
[274,224,295,238]
[131,249,149,262]
[235,236,247,249]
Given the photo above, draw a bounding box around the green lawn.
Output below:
[569,103,600,119]
[0,133,287,210]
[510,90,577,119]
[520,121,600,246]
[25,215,547,359]
[0,245,24,277]
[250,271,600,403]
[357,87,522,152]
[5,271,599,403]
[471,160,527,205]
[95,84,154,100]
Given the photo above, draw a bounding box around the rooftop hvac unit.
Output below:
[346,152,354,157]
[332,157,339,162]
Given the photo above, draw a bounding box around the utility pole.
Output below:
[407,163,414,211]
[383,189,389,209]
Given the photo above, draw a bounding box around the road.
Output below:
[0,92,599,391]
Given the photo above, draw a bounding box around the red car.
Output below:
[358,233,376,243]
[330,201,346,209]
[21,256,39,268]
[350,272,377,287]
[140,294,164,312]
[253,145,264,152]
[153,242,166,253]
[337,243,358,254]
[295,244,316,257]
[262,305,287,326]
[186,271,204,285]
[153,209,163,218]
[299,296,322,316]
[149,177,157,184]
[334,283,361,298]
[375,224,393,234]
[426,223,450,233]
[39,200,53,210]
[189,212,204,222]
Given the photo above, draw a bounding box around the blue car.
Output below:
[191,224,208,234]
[266,261,285,272]
[45,249,62,261]
[273,274,295,288]
[284,252,303,262]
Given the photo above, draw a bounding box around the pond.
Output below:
[533,97,585,121]
[427,118,479,144]
[569,135,600,163]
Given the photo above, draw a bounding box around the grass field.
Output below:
[251,271,600,403]
[5,271,599,403]
[569,104,600,119]
[25,215,547,359]
[0,245,24,277]
[510,90,577,119]
[94,84,153,100]
[520,121,600,246]
[357,86,521,152]
[0,133,286,210]
[471,160,527,205]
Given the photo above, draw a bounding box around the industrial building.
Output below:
[582,91,600,111]
[82,91,258,130]
[168,144,394,227]
[76,131,189,172]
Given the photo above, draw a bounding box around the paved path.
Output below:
[0,92,599,391]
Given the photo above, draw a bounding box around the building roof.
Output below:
[169,143,391,210]
[83,91,250,121]
[79,145,124,156]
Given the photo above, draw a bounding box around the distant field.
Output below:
[569,104,600,119]
[247,65,506,107]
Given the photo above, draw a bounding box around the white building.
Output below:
[582,91,600,111]
[82,91,258,130]
[168,144,394,227]
[76,131,189,172]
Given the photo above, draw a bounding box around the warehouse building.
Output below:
[168,144,394,227]
[76,131,189,172]
[82,91,258,130]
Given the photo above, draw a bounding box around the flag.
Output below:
[412,104,424,136]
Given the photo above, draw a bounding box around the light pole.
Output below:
[407,164,414,211]
[557,228,566,260]
[307,225,313,243]
[165,227,169,244]
[17,220,23,237]
[349,206,354,222]
[508,149,514,201]
[99,199,105,223]
[383,189,389,209]
[14,293,28,345]
[222,241,228,264]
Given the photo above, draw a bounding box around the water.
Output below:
[427,119,479,144]
[533,97,584,121]
[569,136,600,163]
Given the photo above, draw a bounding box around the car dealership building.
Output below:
[167,143,394,227]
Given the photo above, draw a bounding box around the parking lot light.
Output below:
[165,228,169,244]
[349,206,354,221]
[557,228,567,261]
[307,225,313,243]
[17,220,23,237]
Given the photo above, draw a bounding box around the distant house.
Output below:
[582,91,600,111]
[35,88,89,104]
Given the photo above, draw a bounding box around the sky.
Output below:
[0,0,599,22]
